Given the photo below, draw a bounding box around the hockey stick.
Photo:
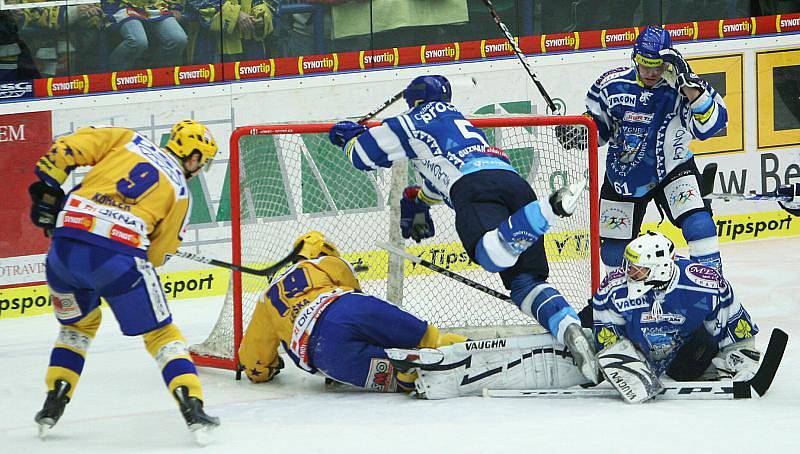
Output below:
[700,162,792,202]
[485,328,788,401]
[480,0,557,113]
[377,242,512,302]
[356,91,404,124]
[172,247,301,277]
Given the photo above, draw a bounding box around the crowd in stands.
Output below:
[0,0,797,82]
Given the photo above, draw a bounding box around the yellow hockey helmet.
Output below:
[164,119,218,168]
[293,231,341,260]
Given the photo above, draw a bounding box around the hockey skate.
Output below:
[386,348,445,372]
[35,379,71,439]
[173,386,220,445]
[563,324,601,384]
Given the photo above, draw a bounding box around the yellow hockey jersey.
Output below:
[238,255,361,382]
[35,126,191,266]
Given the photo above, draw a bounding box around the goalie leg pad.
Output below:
[414,334,590,400]
[597,338,664,404]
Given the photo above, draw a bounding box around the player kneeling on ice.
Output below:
[395,231,762,402]
[29,120,220,440]
[589,231,760,403]
[238,231,467,392]
[328,74,599,385]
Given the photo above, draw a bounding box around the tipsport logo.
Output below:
[668,182,698,206]
[600,207,630,230]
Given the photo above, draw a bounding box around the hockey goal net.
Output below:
[190,115,600,371]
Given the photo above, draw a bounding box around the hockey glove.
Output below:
[778,183,800,216]
[400,186,435,243]
[659,48,705,95]
[555,124,587,151]
[28,180,65,237]
[329,121,367,147]
[711,339,760,382]
[548,178,587,217]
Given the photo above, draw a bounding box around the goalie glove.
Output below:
[329,121,368,148]
[597,337,664,404]
[28,180,65,237]
[549,178,587,218]
[711,339,760,382]
[658,48,705,96]
[400,186,435,243]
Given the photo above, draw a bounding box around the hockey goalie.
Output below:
[395,231,763,403]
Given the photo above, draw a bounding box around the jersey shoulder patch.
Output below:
[683,262,722,289]
[593,67,633,88]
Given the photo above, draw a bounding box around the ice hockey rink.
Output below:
[2,236,799,454]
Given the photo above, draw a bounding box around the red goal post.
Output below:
[190,115,600,373]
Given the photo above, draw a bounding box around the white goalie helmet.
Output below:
[623,232,677,298]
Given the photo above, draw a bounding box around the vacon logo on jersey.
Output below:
[360,49,398,69]
[607,94,636,108]
[420,44,460,63]
[111,70,152,91]
[174,65,215,85]
[541,32,579,52]
[602,29,637,48]
[612,297,649,312]
[299,54,339,74]
[235,60,275,80]
[719,18,755,37]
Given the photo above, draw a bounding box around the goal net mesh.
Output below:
[189,116,598,367]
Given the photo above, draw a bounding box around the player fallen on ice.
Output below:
[393,231,762,403]
[29,120,221,441]
[557,26,728,273]
[327,74,600,385]
[238,231,467,392]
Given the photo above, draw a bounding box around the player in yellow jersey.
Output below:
[28,120,220,441]
[238,231,467,392]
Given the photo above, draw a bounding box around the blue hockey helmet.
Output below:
[631,26,672,68]
[403,75,452,108]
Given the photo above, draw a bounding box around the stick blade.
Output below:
[744,328,788,398]
[700,163,718,197]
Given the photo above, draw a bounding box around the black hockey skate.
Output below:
[385,348,445,372]
[173,386,219,444]
[35,379,71,438]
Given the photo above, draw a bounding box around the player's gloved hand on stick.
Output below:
[711,340,760,382]
[555,124,587,151]
[28,180,65,237]
[548,178,587,218]
[400,186,435,243]
[658,48,705,94]
[778,183,800,216]
[329,121,367,147]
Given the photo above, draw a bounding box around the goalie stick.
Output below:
[377,242,512,303]
[480,0,557,113]
[700,162,792,202]
[484,328,788,401]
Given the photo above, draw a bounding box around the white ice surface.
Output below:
[2,238,799,453]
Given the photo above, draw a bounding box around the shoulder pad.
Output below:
[593,67,633,88]
[683,262,722,289]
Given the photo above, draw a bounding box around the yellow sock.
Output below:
[143,323,204,402]
[45,307,102,399]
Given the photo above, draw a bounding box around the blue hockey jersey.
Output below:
[585,67,727,197]
[591,258,757,375]
[344,101,516,206]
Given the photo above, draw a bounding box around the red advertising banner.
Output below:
[22,13,800,101]
[0,111,52,257]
